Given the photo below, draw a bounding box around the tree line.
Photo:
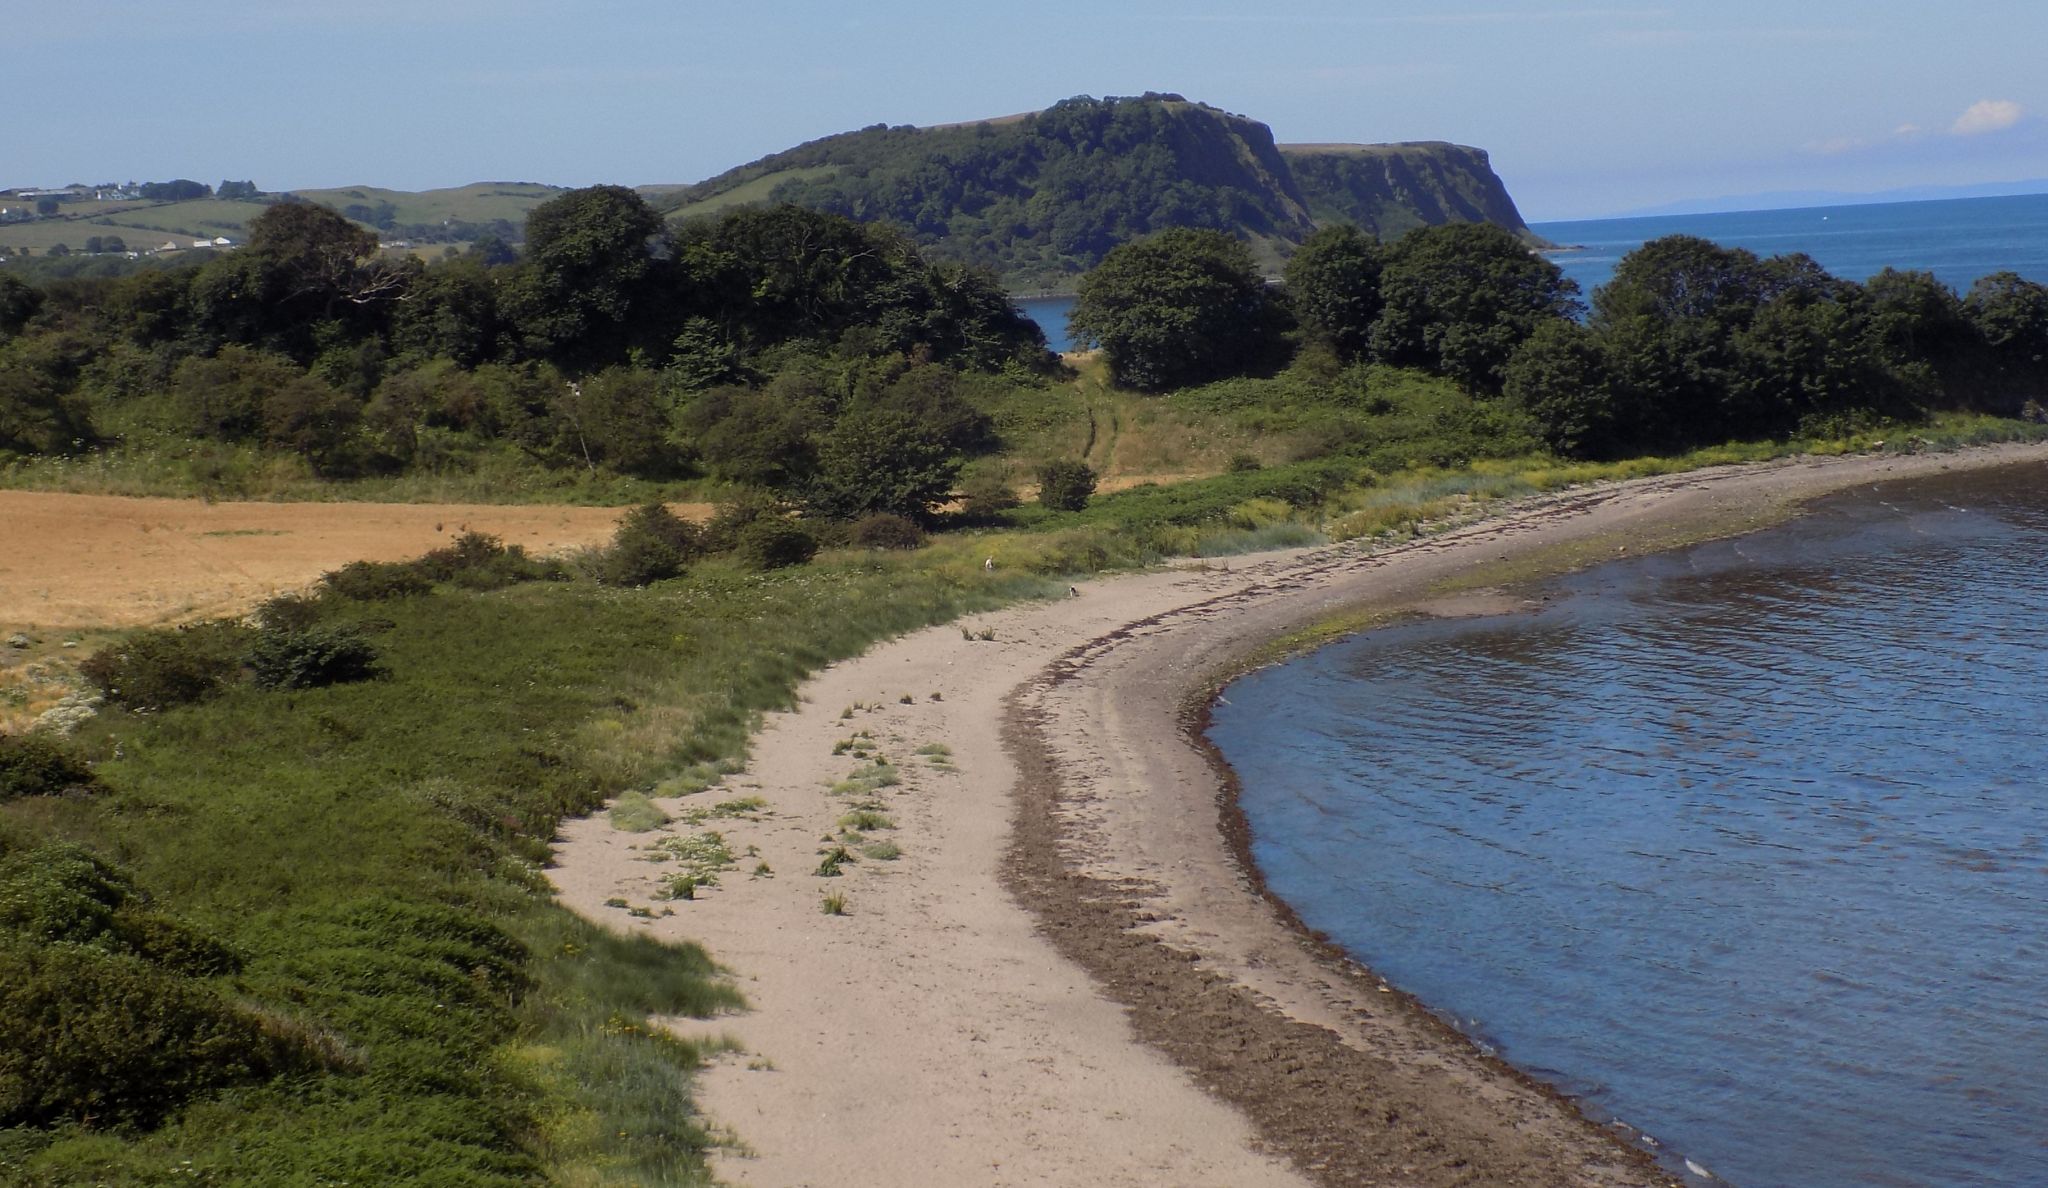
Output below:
[0,186,1050,519]
[1072,223,2048,455]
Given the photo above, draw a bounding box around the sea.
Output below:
[1012,192,2048,346]
[1209,461,2048,1187]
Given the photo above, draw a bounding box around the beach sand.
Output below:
[548,442,2048,1187]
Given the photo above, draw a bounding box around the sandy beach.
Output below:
[548,441,2048,1187]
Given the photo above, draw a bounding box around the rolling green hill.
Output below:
[656,93,1539,291]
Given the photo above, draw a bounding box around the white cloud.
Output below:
[1952,99,2023,136]
[1894,123,1922,137]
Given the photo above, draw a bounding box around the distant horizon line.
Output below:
[1541,178,2048,224]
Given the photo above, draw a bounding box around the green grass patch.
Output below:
[608,790,671,833]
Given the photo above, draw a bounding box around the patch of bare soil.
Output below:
[0,491,709,629]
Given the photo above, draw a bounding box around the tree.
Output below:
[1371,222,1579,394]
[138,180,211,202]
[1283,224,1383,361]
[1503,320,1621,458]
[682,386,817,489]
[0,274,42,342]
[34,198,59,217]
[45,244,70,258]
[1591,235,1773,329]
[84,237,104,255]
[0,335,97,456]
[216,180,260,201]
[1963,271,2048,412]
[806,408,961,521]
[1036,458,1097,511]
[245,202,399,313]
[1068,228,1285,391]
[513,185,668,370]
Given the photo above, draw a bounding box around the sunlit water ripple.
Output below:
[1210,463,2048,1187]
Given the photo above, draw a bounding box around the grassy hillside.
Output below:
[656,93,1537,291]
[290,182,563,228]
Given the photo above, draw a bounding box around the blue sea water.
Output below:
[1533,192,2048,304]
[1015,294,1077,353]
[1209,463,2048,1187]
[1011,193,2048,345]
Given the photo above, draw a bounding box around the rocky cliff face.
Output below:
[1281,142,1540,243]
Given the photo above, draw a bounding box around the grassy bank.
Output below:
[0,550,1059,1185]
[5,407,2045,1185]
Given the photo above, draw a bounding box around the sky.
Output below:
[10,0,2048,220]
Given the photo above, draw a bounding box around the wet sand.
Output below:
[548,442,2048,1186]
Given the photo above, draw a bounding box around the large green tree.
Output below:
[1282,224,1383,362]
[1963,271,2048,411]
[512,185,669,371]
[1370,222,1578,394]
[805,407,962,521]
[1068,227,1285,391]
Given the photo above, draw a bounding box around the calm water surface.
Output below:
[1533,192,2048,301]
[1013,193,2048,344]
[1210,464,2048,1187]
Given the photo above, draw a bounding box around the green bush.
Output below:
[248,624,382,690]
[417,531,563,589]
[321,559,433,601]
[1037,459,1097,512]
[0,839,282,1130]
[957,470,1020,521]
[253,591,326,632]
[0,733,96,801]
[0,844,240,975]
[850,513,927,550]
[700,491,783,553]
[593,503,700,587]
[77,622,250,710]
[0,938,296,1129]
[733,519,817,571]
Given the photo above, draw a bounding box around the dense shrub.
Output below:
[0,733,96,801]
[78,622,251,710]
[732,519,817,571]
[849,513,927,550]
[958,470,1020,520]
[1037,459,1097,512]
[321,559,433,601]
[416,530,567,590]
[248,624,382,690]
[0,938,294,1129]
[253,591,326,632]
[700,491,784,553]
[593,503,699,587]
[0,843,272,1128]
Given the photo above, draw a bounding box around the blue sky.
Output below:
[10,1,2048,219]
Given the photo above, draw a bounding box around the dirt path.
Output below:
[0,492,707,629]
[548,443,2048,1187]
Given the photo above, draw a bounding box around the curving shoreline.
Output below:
[550,442,2048,1187]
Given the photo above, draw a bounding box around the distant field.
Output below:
[666,166,839,222]
[0,200,270,254]
[0,184,569,256]
[293,181,563,227]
